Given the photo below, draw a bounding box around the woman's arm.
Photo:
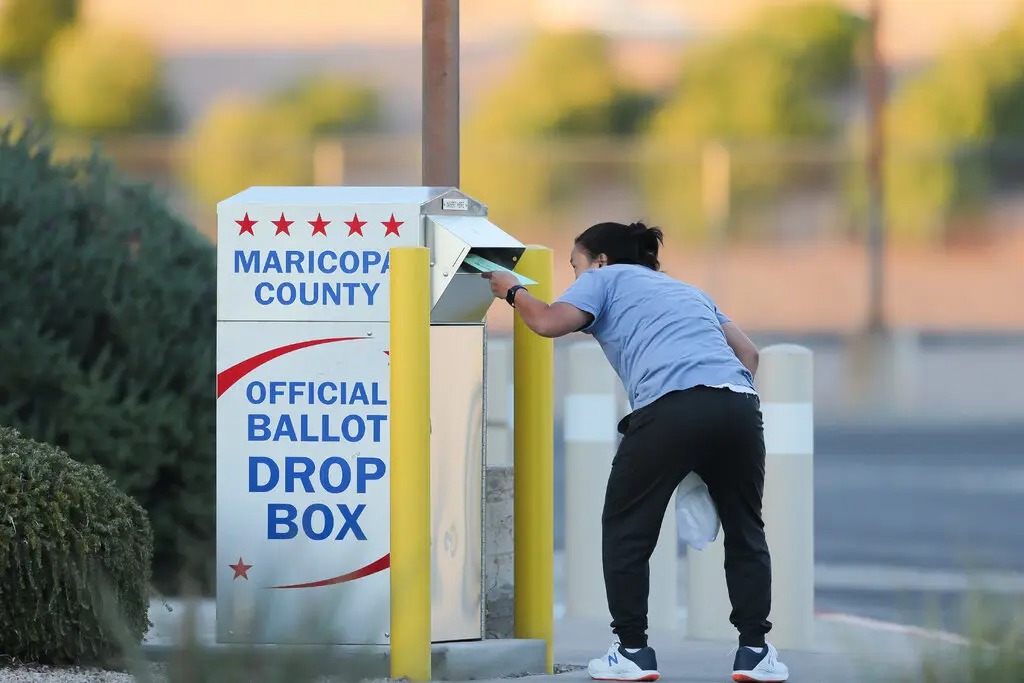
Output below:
[484,272,592,338]
[722,321,760,376]
[511,289,592,338]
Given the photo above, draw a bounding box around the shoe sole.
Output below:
[732,674,787,682]
[589,675,660,682]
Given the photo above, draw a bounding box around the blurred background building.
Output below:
[2,0,1023,423]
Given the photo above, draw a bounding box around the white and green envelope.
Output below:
[462,253,538,286]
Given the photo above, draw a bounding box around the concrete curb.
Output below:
[817,611,972,648]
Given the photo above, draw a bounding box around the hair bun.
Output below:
[628,221,662,253]
[629,222,659,246]
[574,219,665,272]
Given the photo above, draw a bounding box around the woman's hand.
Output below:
[482,271,520,300]
[481,270,592,338]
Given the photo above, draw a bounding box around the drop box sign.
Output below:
[215,190,418,645]
[216,198,417,323]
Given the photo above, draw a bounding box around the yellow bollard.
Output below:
[389,246,432,681]
[512,245,555,673]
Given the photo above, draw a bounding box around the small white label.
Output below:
[442,197,469,211]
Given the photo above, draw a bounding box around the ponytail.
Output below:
[628,221,664,271]
[575,220,664,271]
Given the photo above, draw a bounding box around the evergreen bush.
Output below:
[0,124,216,592]
[0,425,153,665]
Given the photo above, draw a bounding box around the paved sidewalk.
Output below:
[148,543,978,683]
[144,597,967,682]
[488,611,964,683]
[531,550,966,682]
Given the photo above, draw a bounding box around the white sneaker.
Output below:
[731,642,789,682]
[587,641,660,681]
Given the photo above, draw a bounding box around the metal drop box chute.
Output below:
[424,199,526,324]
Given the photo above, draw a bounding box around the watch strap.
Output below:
[506,284,526,307]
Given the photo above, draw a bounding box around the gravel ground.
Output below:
[0,665,166,682]
[0,663,586,682]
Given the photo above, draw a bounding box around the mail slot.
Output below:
[426,212,527,323]
[215,185,528,646]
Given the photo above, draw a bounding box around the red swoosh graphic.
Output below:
[219,339,391,589]
[216,337,364,398]
[219,337,390,589]
[267,553,391,589]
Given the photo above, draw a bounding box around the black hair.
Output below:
[574,221,665,271]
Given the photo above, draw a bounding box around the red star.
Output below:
[345,213,366,237]
[382,213,403,237]
[229,557,253,580]
[309,212,330,237]
[236,213,257,236]
[272,213,293,236]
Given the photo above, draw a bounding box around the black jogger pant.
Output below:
[602,385,772,649]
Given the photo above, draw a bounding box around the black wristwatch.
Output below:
[505,284,527,307]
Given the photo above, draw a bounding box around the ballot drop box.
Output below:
[215,186,526,645]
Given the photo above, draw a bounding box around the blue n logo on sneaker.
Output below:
[607,651,619,666]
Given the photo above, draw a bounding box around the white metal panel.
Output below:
[216,322,392,645]
[218,186,450,208]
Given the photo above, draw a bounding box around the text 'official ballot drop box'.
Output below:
[215,186,525,645]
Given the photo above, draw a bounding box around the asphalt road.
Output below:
[552,421,1024,635]
[813,422,1024,632]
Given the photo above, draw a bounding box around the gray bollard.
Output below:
[565,340,678,629]
[757,344,815,650]
[687,344,815,647]
[564,340,620,620]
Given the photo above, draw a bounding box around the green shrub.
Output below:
[0,425,152,665]
[0,123,216,593]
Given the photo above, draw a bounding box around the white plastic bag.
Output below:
[675,472,720,550]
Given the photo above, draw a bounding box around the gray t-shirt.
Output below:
[555,264,755,411]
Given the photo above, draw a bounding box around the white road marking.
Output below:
[814,562,1024,593]
[816,463,1024,494]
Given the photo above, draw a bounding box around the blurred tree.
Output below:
[269,74,381,135]
[987,16,1024,140]
[641,2,866,241]
[746,1,867,90]
[183,75,381,207]
[461,30,658,225]
[0,0,77,79]
[184,96,312,208]
[42,24,174,134]
[879,13,1024,242]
